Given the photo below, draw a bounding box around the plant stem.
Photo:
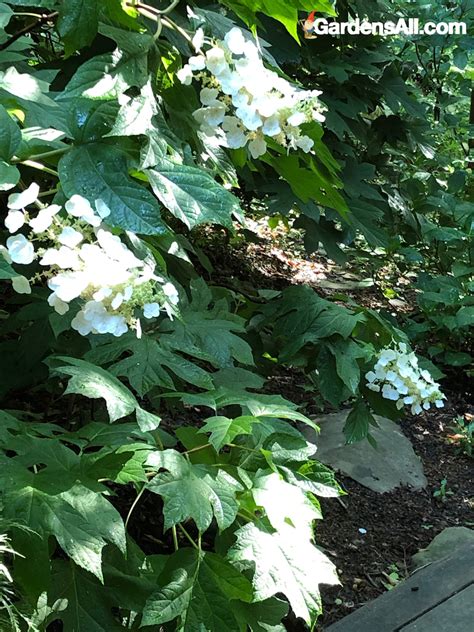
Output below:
[229,443,259,453]
[125,486,146,530]
[177,524,199,549]
[161,16,194,45]
[237,509,255,522]
[172,526,179,551]
[13,147,68,164]
[184,443,212,455]
[128,0,180,15]
[12,12,46,19]
[37,188,58,198]
[20,160,58,177]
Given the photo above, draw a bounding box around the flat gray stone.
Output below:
[302,411,427,493]
[412,528,474,569]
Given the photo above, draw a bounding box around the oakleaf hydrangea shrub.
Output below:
[2,183,178,337]
[0,0,458,629]
[366,343,445,414]
[178,27,326,158]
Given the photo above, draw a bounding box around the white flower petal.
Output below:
[248,136,267,158]
[8,183,40,210]
[224,27,247,55]
[6,234,35,264]
[5,210,25,233]
[143,302,161,319]
[58,227,83,248]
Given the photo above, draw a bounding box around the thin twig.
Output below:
[127,0,180,16]
[0,11,58,52]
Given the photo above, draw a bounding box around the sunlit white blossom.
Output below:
[65,195,101,227]
[144,302,161,318]
[224,27,247,55]
[178,28,326,159]
[58,227,84,248]
[48,292,69,315]
[192,27,205,52]
[248,136,267,159]
[189,55,206,71]
[163,282,179,304]
[3,185,180,337]
[177,64,193,85]
[366,343,445,416]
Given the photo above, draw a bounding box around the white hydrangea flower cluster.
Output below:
[177,27,326,158]
[2,183,179,337]
[366,343,445,415]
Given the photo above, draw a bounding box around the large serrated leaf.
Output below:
[199,415,256,452]
[0,258,18,279]
[87,335,214,397]
[6,479,107,579]
[148,159,242,229]
[0,160,20,190]
[146,449,242,532]
[252,472,321,538]
[142,549,252,630]
[53,357,137,422]
[228,522,338,626]
[58,50,147,101]
[59,143,168,235]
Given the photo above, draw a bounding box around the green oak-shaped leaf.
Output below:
[0,258,18,279]
[53,357,137,422]
[148,159,243,229]
[279,461,342,498]
[228,522,338,626]
[109,336,214,397]
[146,450,242,532]
[252,473,321,539]
[232,597,288,632]
[8,482,107,580]
[142,548,252,630]
[199,415,256,452]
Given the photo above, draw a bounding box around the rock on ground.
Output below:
[412,527,474,569]
[302,410,427,493]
